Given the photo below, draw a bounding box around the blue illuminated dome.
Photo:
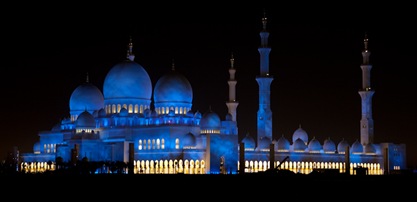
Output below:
[103,60,152,102]
[337,139,350,153]
[98,108,106,117]
[293,138,307,152]
[194,111,202,119]
[307,137,322,152]
[258,136,271,150]
[182,132,196,148]
[364,143,376,154]
[154,68,193,111]
[292,125,308,144]
[76,111,96,128]
[69,82,104,116]
[200,110,221,129]
[242,134,255,149]
[351,139,363,154]
[323,138,336,153]
[275,135,290,151]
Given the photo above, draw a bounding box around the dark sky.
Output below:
[1,5,416,168]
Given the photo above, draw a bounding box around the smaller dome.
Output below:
[293,138,307,152]
[364,143,376,154]
[258,136,271,150]
[241,134,255,149]
[323,138,336,153]
[194,111,202,119]
[275,135,290,151]
[119,108,128,116]
[337,139,350,154]
[153,69,193,104]
[69,82,104,112]
[292,125,308,144]
[33,142,41,153]
[308,137,322,152]
[351,139,363,154]
[76,111,96,128]
[200,110,221,129]
[98,108,106,117]
[183,132,196,148]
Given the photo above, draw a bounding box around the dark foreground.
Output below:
[2,171,416,192]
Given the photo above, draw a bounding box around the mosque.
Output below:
[19,15,406,175]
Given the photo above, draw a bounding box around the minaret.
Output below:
[226,53,239,122]
[358,33,375,146]
[255,12,274,144]
[127,36,135,61]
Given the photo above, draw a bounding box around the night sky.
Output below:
[2,5,416,168]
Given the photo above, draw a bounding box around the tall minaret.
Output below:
[358,33,375,146]
[255,12,274,143]
[226,53,239,122]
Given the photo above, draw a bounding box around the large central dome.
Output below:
[103,60,152,100]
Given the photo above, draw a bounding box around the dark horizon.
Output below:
[1,6,416,168]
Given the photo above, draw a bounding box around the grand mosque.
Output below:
[19,15,406,175]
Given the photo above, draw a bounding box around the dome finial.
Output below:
[299,123,302,128]
[86,72,89,83]
[262,9,267,30]
[127,36,135,61]
[172,58,175,71]
[364,32,369,52]
[230,52,234,69]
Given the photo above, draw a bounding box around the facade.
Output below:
[20,15,406,175]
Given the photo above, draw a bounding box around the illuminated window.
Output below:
[175,138,179,149]
[134,105,139,113]
[117,104,121,113]
[128,104,133,113]
[112,104,116,114]
[161,139,165,149]
[156,139,160,149]
[138,140,142,150]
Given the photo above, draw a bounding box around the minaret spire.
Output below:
[226,52,239,124]
[256,11,274,146]
[127,36,135,61]
[86,72,89,83]
[262,9,267,31]
[359,33,375,146]
[171,58,175,71]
